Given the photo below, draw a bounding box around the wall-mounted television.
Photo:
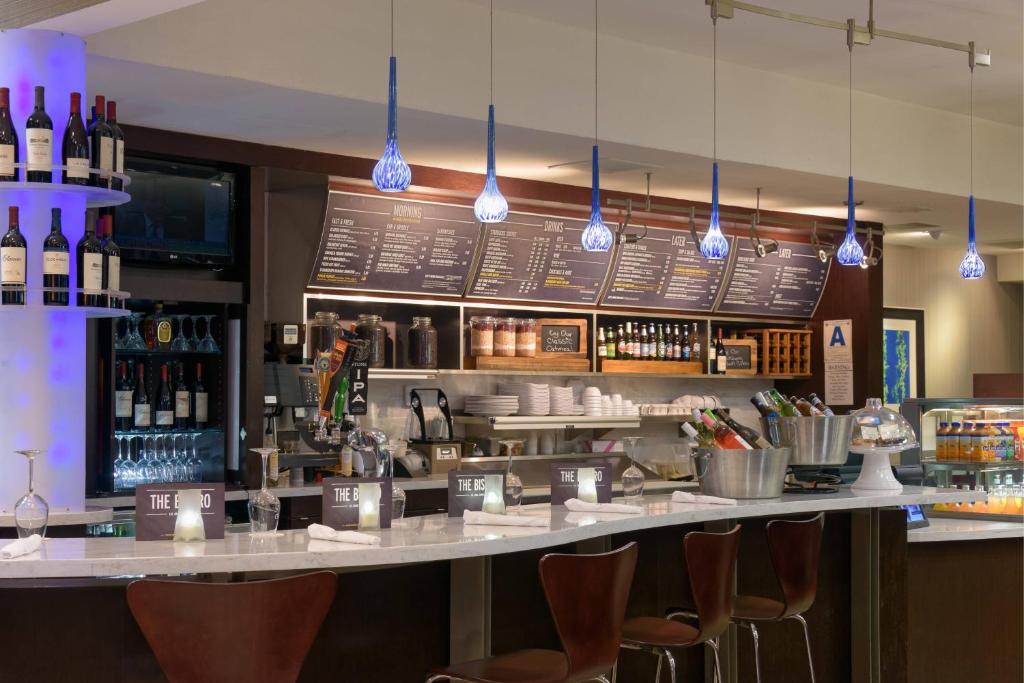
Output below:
[113,156,237,267]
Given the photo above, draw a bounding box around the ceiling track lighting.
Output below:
[581,0,614,252]
[473,0,508,224]
[616,171,652,245]
[859,224,882,269]
[748,187,779,258]
[372,0,411,193]
[699,1,729,261]
[959,41,985,280]
[811,222,836,263]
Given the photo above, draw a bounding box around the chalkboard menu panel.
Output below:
[716,239,831,318]
[601,226,733,312]
[466,213,612,304]
[308,192,480,295]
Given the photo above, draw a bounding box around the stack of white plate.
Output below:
[464,395,520,416]
[498,383,550,416]
[549,386,575,415]
[583,387,603,416]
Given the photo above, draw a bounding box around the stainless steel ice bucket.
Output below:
[760,415,855,465]
[692,448,791,499]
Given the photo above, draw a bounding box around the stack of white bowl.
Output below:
[498,382,550,416]
[549,386,576,416]
[582,387,603,416]
[464,395,519,416]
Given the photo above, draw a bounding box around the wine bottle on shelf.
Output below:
[807,393,835,416]
[655,323,665,360]
[194,362,208,429]
[100,213,120,307]
[106,100,125,191]
[0,87,18,182]
[25,86,52,183]
[631,323,640,359]
[155,363,174,430]
[133,362,151,430]
[639,323,649,360]
[623,322,632,359]
[605,326,616,359]
[649,323,658,360]
[597,326,607,359]
[767,389,800,417]
[698,409,753,449]
[76,216,103,306]
[616,324,626,359]
[707,328,717,373]
[87,95,113,188]
[680,324,690,361]
[712,409,771,448]
[174,362,190,430]
[43,207,69,306]
[715,328,727,374]
[61,92,89,186]
[1,206,26,305]
[691,322,701,362]
[115,361,133,431]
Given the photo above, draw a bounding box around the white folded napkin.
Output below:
[1,534,42,559]
[564,498,643,514]
[463,511,549,527]
[306,523,381,545]
[672,491,737,506]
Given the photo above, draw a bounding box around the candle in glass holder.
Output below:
[482,474,506,514]
[173,489,206,542]
[577,467,599,503]
[358,483,382,530]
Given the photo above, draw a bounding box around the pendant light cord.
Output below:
[713,18,717,162]
[848,46,853,177]
[594,0,598,144]
[489,0,494,105]
[969,67,974,195]
[390,0,395,57]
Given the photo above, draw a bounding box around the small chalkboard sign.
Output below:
[322,477,393,529]
[448,470,507,517]
[535,318,587,359]
[550,463,613,505]
[136,483,226,541]
[722,339,758,375]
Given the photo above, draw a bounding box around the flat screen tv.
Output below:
[113,156,236,267]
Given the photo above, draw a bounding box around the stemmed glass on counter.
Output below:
[498,439,524,509]
[248,448,281,535]
[620,436,645,501]
[13,449,49,538]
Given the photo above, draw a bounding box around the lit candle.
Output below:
[172,489,206,542]
[358,483,382,530]
[482,474,506,514]
[577,467,598,503]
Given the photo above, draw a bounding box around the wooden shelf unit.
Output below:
[747,328,813,376]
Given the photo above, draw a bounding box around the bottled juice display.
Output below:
[950,422,965,461]
[980,423,999,462]
[935,422,950,460]
[970,422,986,462]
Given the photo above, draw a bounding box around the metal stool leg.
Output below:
[611,660,618,683]
[792,614,816,683]
[748,622,763,683]
[654,650,663,682]
[663,649,677,683]
[707,639,722,683]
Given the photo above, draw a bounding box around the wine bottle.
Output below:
[699,409,753,449]
[174,362,190,430]
[680,324,690,361]
[807,393,835,417]
[750,392,775,418]
[0,87,18,181]
[43,207,69,305]
[616,324,626,359]
[597,326,606,359]
[133,362,151,429]
[715,328,727,374]
[61,92,89,185]
[631,323,640,359]
[25,86,53,183]
[106,100,125,191]
[194,362,208,429]
[87,95,113,188]
[682,420,716,449]
[791,396,823,416]
[99,213,120,307]
[767,389,800,417]
[1,206,26,305]
[155,363,174,430]
[115,361,133,431]
[605,326,616,359]
[713,409,770,448]
[691,322,701,362]
[655,323,665,360]
[639,323,649,360]
[76,216,103,306]
[623,322,633,359]
[707,328,717,373]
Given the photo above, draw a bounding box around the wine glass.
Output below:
[140,435,158,485]
[125,313,147,351]
[248,448,281,535]
[114,318,128,350]
[187,315,202,351]
[198,315,219,353]
[13,449,49,538]
[188,432,203,482]
[499,439,524,509]
[620,436,645,501]
[124,435,141,489]
[380,444,406,520]
[112,434,127,490]
[170,314,191,352]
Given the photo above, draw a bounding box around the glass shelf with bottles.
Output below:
[0,164,131,208]
[114,311,221,354]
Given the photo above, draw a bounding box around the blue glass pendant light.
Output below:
[700,15,728,260]
[836,38,862,266]
[372,1,411,193]
[474,2,508,223]
[581,0,613,252]
[959,64,985,279]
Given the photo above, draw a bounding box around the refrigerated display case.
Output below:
[900,397,1023,520]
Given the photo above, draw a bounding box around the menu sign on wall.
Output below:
[308,192,479,295]
[135,483,226,541]
[466,213,612,305]
[601,226,732,312]
[715,239,830,318]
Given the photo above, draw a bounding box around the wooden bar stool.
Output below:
[732,513,824,683]
[615,526,741,683]
[127,571,337,683]
[426,542,639,683]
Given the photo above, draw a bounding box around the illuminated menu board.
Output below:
[466,212,612,305]
[307,192,479,295]
[601,226,733,312]
[715,239,831,318]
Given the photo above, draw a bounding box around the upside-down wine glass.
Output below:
[199,315,219,353]
[620,436,645,501]
[187,315,202,351]
[13,449,49,538]
[170,314,191,351]
[248,448,281,535]
[498,439,524,508]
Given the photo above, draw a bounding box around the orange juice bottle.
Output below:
[949,422,963,461]
[982,423,999,462]
[958,422,973,461]
[973,485,989,513]
[935,422,950,460]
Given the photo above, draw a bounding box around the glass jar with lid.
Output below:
[494,317,517,357]
[849,398,919,493]
[354,313,387,368]
[515,318,536,357]
[408,317,438,369]
[469,316,495,357]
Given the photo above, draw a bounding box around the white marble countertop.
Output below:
[0,487,979,579]
[87,476,694,508]
[908,516,1024,543]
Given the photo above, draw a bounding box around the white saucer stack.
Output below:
[498,383,550,416]
[582,387,603,416]
[549,386,575,415]
[464,395,520,416]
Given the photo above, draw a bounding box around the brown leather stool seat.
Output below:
[731,595,787,621]
[621,617,701,648]
[427,542,639,683]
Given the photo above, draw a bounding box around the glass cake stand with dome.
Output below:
[848,398,920,492]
